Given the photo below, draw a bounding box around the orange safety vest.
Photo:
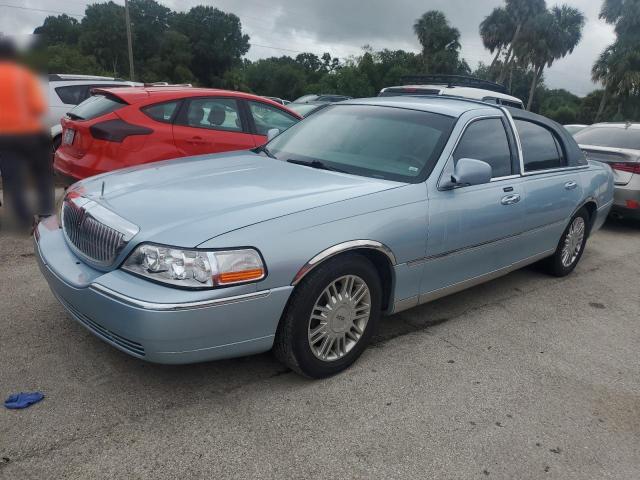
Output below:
[0,62,46,135]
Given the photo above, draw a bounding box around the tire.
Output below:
[543,208,590,277]
[273,253,382,378]
[52,135,61,158]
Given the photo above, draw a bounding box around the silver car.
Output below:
[35,97,614,378]
[575,123,640,220]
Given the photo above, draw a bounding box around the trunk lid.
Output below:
[579,144,640,185]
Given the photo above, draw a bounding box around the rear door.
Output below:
[515,118,584,255]
[245,100,299,146]
[172,97,256,156]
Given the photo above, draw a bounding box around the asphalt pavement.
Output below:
[0,218,638,479]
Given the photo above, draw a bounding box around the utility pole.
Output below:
[124,0,135,81]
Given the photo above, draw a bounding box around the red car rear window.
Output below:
[67,94,126,121]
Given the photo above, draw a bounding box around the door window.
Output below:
[514,120,566,171]
[248,101,298,135]
[453,118,513,178]
[180,98,243,132]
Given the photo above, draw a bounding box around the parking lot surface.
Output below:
[0,219,638,479]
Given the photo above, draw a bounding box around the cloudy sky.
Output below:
[1,0,615,96]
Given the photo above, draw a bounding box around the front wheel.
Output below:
[543,208,589,277]
[273,254,382,378]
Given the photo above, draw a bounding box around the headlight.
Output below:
[122,244,266,289]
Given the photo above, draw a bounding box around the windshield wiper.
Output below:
[286,158,347,173]
[253,144,277,159]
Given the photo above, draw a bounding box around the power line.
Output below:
[0,3,84,18]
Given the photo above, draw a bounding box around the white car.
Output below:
[45,74,142,149]
[379,75,524,109]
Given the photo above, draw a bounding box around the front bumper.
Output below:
[34,218,293,364]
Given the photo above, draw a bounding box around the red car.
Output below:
[54,87,302,180]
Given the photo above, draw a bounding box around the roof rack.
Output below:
[400,75,508,95]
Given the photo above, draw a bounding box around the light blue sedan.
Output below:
[35,97,614,378]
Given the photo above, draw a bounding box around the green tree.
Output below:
[413,11,465,74]
[172,6,250,86]
[497,0,547,84]
[34,14,81,46]
[518,5,584,110]
[78,1,128,77]
[479,7,516,73]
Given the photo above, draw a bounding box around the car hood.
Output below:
[77,152,402,246]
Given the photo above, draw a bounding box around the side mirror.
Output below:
[267,128,280,141]
[444,158,492,189]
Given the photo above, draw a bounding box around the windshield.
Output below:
[266,104,455,182]
[574,126,640,150]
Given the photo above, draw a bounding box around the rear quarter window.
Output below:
[142,101,180,123]
[67,94,126,121]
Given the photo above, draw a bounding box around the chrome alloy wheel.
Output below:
[561,216,585,267]
[307,275,371,362]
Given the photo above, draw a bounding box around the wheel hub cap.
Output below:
[561,217,585,267]
[308,275,371,362]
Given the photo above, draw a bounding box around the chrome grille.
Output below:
[62,198,131,266]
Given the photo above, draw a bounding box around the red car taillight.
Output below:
[90,119,153,143]
[610,162,640,174]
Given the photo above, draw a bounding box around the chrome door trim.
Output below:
[405,219,564,267]
[291,240,397,286]
[501,107,524,175]
[90,283,271,311]
[392,249,554,314]
[522,165,590,177]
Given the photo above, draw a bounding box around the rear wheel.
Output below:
[543,208,589,277]
[274,254,381,378]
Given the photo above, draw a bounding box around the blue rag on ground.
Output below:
[4,392,45,409]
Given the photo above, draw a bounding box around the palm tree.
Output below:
[413,10,462,74]
[592,45,616,122]
[497,0,547,84]
[595,1,640,120]
[479,7,515,73]
[519,5,584,110]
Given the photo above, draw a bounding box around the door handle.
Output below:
[501,193,521,205]
[187,136,207,145]
[564,181,577,190]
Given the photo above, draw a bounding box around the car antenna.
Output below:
[101,181,105,197]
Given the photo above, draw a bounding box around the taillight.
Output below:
[90,119,153,143]
[611,162,640,174]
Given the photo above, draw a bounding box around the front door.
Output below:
[420,116,526,296]
[173,97,256,156]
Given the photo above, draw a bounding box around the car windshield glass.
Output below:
[574,126,640,150]
[267,104,455,182]
[68,94,126,120]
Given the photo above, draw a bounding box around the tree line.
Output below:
[30,0,640,123]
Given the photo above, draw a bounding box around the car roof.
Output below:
[380,85,523,104]
[341,95,498,118]
[91,87,303,117]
